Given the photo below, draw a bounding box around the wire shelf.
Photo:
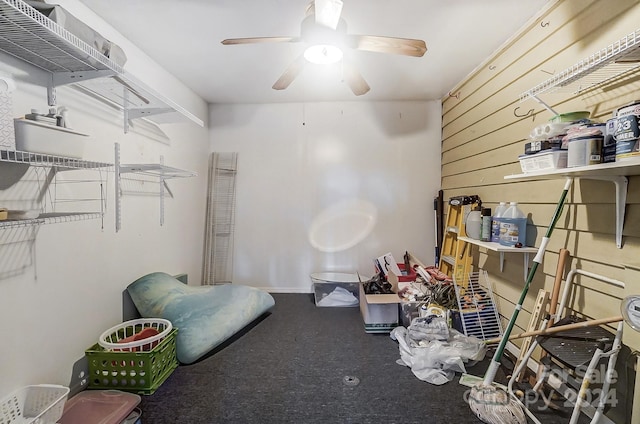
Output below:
[0,0,203,127]
[0,0,121,73]
[119,163,197,178]
[453,271,504,341]
[0,212,102,229]
[520,28,640,101]
[0,149,112,169]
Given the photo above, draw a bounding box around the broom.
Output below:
[468,178,573,424]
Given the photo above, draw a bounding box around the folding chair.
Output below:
[507,269,624,424]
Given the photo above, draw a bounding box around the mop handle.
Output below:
[484,315,623,344]
[482,178,573,387]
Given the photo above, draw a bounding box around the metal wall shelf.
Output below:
[505,160,640,249]
[118,163,197,178]
[0,150,110,229]
[114,143,196,232]
[0,149,112,170]
[520,28,640,102]
[458,236,537,281]
[0,0,203,131]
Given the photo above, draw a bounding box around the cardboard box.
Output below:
[359,252,426,333]
[359,282,399,333]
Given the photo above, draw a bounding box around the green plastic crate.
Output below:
[86,328,178,395]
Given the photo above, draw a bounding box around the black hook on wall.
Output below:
[514,107,535,121]
[541,21,549,27]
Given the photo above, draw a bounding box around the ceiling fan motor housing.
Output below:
[301,13,347,49]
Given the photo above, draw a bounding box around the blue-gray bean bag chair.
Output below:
[127,272,275,364]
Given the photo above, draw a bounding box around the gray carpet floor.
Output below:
[138,293,590,423]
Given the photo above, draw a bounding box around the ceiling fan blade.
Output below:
[314,0,343,30]
[346,35,427,57]
[221,36,299,45]
[342,62,370,96]
[273,54,307,90]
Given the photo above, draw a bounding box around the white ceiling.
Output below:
[79,0,550,105]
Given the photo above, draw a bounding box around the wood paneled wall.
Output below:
[441,1,640,417]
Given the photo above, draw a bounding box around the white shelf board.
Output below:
[504,160,637,249]
[458,236,537,280]
[457,237,537,253]
[504,158,640,180]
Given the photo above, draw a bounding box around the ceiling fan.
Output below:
[221,0,427,96]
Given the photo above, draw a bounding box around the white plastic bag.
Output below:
[390,324,486,385]
[316,286,358,307]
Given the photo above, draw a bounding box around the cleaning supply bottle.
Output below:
[490,202,508,243]
[480,207,492,241]
[499,202,527,247]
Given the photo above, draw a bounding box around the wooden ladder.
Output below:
[438,195,480,287]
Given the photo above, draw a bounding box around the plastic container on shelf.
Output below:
[499,202,527,247]
[518,150,568,173]
[490,202,508,243]
[14,118,88,158]
[480,207,492,241]
[465,209,482,239]
[566,123,605,167]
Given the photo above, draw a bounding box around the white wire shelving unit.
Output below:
[0,149,112,229]
[114,143,197,232]
[514,28,640,249]
[520,28,640,105]
[202,152,238,285]
[0,0,203,131]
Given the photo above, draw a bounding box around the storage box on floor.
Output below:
[86,319,178,395]
[311,272,361,307]
[359,254,422,333]
[59,390,141,424]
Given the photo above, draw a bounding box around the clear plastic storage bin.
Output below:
[311,272,362,307]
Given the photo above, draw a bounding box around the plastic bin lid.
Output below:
[59,390,141,424]
[310,272,367,283]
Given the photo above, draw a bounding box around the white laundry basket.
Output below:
[97,318,173,352]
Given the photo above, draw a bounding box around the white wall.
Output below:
[0,3,209,395]
[209,101,441,292]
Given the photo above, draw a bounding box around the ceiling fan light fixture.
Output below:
[304,44,343,64]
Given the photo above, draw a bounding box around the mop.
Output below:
[468,178,573,424]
